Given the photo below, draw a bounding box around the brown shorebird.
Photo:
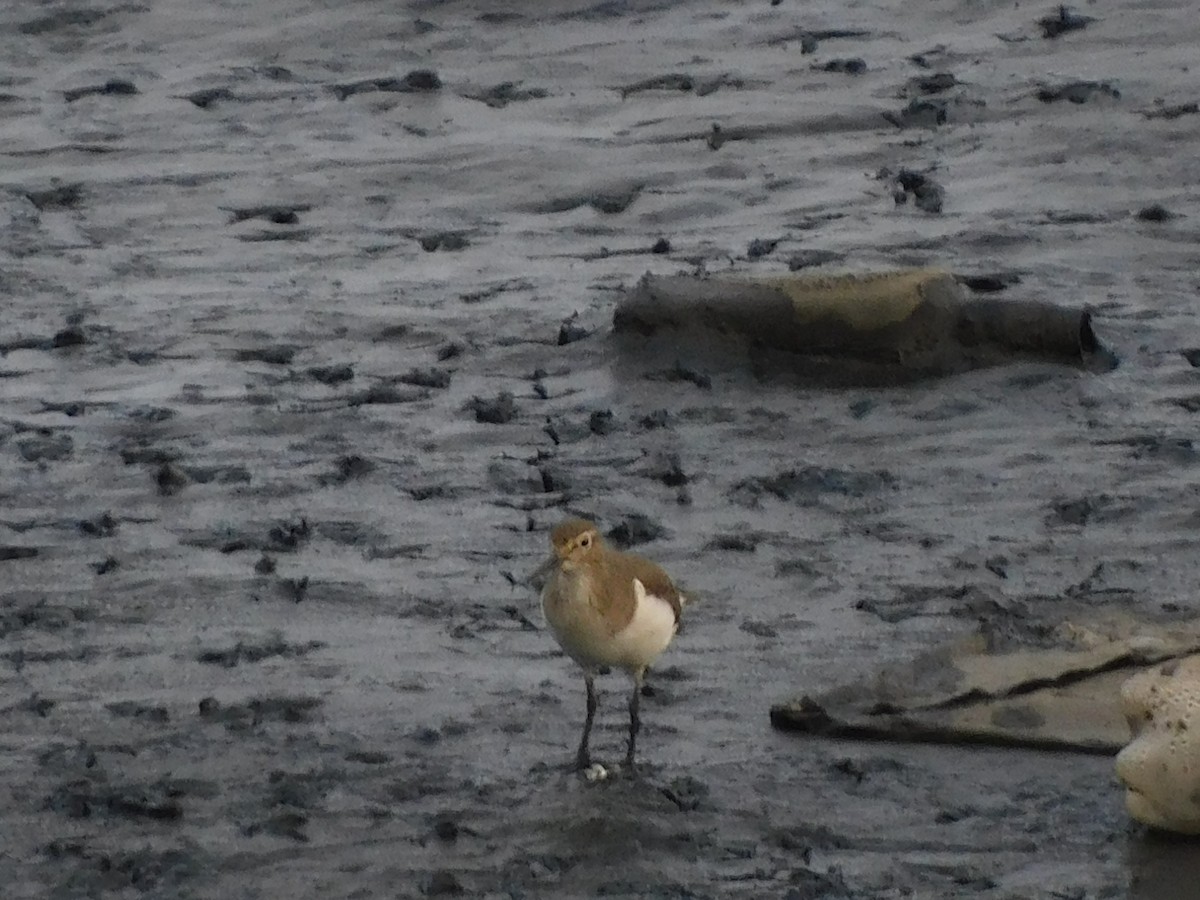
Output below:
[538,518,684,771]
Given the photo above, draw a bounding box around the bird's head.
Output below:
[549,518,603,572]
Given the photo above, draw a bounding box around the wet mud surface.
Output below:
[2,0,1200,897]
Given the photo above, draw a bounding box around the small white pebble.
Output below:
[584,763,609,783]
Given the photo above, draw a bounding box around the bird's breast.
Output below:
[541,568,592,631]
[541,567,676,673]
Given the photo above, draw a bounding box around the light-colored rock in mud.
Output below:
[614,269,1111,375]
[1116,654,1200,834]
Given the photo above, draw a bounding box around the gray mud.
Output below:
[2,1,1199,897]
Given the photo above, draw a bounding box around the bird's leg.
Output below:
[625,669,644,771]
[575,672,597,770]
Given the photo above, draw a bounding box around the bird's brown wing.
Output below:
[621,553,683,625]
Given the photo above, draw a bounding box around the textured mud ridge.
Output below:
[2,0,1200,898]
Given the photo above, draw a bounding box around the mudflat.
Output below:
[2,1,1199,898]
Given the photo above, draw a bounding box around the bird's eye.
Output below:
[580,535,591,548]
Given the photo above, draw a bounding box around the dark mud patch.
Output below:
[234,345,297,365]
[24,183,84,210]
[46,778,184,822]
[63,78,138,102]
[468,392,518,424]
[647,360,712,390]
[223,204,312,225]
[1035,80,1120,103]
[1039,5,1096,39]
[16,431,75,462]
[528,186,642,215]
[45,841,207,897]
[606,513,667,548]
[886,168,946,213]
[181,87,237,109]
[462,81,549,108]
[705,530,764,552]
[306,363,355,385]
[316,453,376,486]
[329,69,441,100]
[197,695,323,727]
[196,633,325,668]
[1,600,95,638]
[730,466,896,507]
[105,701,170,724]
[180,517,312,554]
[883,97,948,128]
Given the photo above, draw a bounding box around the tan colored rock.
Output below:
[613,269,1111,376]
[1115,654,1200,834]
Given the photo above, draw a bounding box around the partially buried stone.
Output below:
[645,451,688,487]
[1039,5,1094,39]
[958,272,1021,293]
[787,249,841,271]
[17,433,73,462]
[235,346,295,365]
[640,409,670,430]
[584,762,609,783]
[40,400,84,416]
[885,97,946,128]
[183,87,235,108]
[1136,204,1176,222]
[660,774,709,811]
[52,325,87,348]
[333,454,375,480]
[330,69,441,100]
[419,231,469,252]
[1116,656,1200,833]
[156,462,189,495]
[432,814,459,841]
[747,238,779,259]
[909,72,958,94]
[606,514,665,548]
[424,870,464,896]
[25,184,83,210]
[398,367,451,389]
[63,78,137,102]
[392,69,441,91]
[468,391,517,424]
[892,169,944,213]
[816,57,866,75]
[353,383,427,405]
[558,313,590,345]
[1035,80,1119,104]
[589,409,615,435]
[306,363,354,385]
[89,556,117,575]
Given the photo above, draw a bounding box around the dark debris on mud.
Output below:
[2,0,1195,898]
